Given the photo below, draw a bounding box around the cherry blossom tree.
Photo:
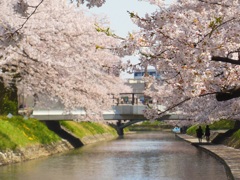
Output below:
[67,0,240,122]
[2,0,240,122]
[0,0,130,119]
[74,0,106,8]
[123,0,240,122]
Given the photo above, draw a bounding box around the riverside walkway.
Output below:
[177,134,240,180]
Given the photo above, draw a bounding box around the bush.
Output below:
[186,124,200,136]
[0,94,18,115]
[1,96,18,115]
[0,80,18,115]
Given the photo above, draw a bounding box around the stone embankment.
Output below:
[0,121,117,166]
[81,133,116,144]
[0,140,74,166]
[177,134,240,180]
[0,132,117,166]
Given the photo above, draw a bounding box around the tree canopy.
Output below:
[1,0,240,122]
[0,0,130,119]
[125,0,240,122]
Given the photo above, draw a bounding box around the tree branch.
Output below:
[216,87,240,101]
[156,92,217,116]
[211,56,240,65]
[198,0,230,7]
[13,0,44,35]
[157,97,191,116]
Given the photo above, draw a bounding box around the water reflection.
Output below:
[0,132,227,180]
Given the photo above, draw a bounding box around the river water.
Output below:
[0,132,228,180]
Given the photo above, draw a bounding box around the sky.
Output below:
[84,0,174,79]
[87,0,159,37]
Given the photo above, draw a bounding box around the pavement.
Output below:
[177,134,240,180]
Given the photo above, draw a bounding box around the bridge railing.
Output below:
[113,93,152,106]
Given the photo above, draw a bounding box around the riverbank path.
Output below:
[177,134,240,180]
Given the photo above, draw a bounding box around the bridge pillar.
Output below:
[117,120,124,136]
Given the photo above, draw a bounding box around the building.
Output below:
[121,69,162,104]
[133,69,160,79]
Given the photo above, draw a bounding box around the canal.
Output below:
[0,132,228,180]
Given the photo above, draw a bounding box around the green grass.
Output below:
[137,121,167,126]
[209,119,235,130]
[0,116,61,150]
[186,119,235,136]
[186,125,202,136]
[227,129,240,148]
[232,129,240,139]
[60,121,117,138]
[129,121,173,131]
[186,120,240,149]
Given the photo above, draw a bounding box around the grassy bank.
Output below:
[0,116,118,151]
[129,121,173,131]
[60,121,118,138]
[0,116,120,166]
[186,119,240,148]
[226,129,240,148]
[0,116,61,150]
[186,119,235,136]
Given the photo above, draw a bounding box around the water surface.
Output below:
[0,132,228,180]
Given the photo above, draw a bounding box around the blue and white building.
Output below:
[133,69,161,79]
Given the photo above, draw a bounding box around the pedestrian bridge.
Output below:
[19,93,189,135]
[19,92,188,122]
[29,104,188,136]
[31,104,187,121]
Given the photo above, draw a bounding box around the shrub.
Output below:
[0,96,18,115]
